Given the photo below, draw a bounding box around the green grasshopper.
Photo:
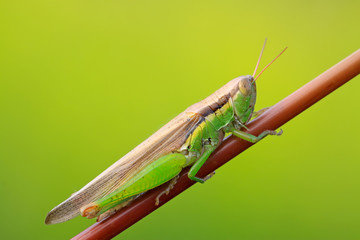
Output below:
[45,40,286,224]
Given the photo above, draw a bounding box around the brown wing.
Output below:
[45,112,202,224]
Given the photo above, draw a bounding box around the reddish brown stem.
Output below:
[72,49,360,240]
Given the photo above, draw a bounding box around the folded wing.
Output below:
[45,112,202,224]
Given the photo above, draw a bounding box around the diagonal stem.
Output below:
[72,49,360,240]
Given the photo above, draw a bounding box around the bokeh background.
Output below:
[1,1,359,239]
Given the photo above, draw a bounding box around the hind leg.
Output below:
[97,196,136,222]
[81,153,188,219]
[155,175,180,206]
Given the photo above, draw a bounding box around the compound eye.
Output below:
[238,78,251,96]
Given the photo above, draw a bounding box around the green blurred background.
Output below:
[1,0,359,239]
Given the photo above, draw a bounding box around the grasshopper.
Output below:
[45,39,286,224]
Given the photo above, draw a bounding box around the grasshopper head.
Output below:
[232,75,257,125]
[232,39,287,126]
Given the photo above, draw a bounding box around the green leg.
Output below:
[251,107,271,120]
[81,153,187,218]
[97,196,135,222]
[188,146,217,183]
[155,174,180,205]
[232,128,282,143]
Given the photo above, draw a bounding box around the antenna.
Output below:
[254,46,288,81]
[253,38,267,77]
